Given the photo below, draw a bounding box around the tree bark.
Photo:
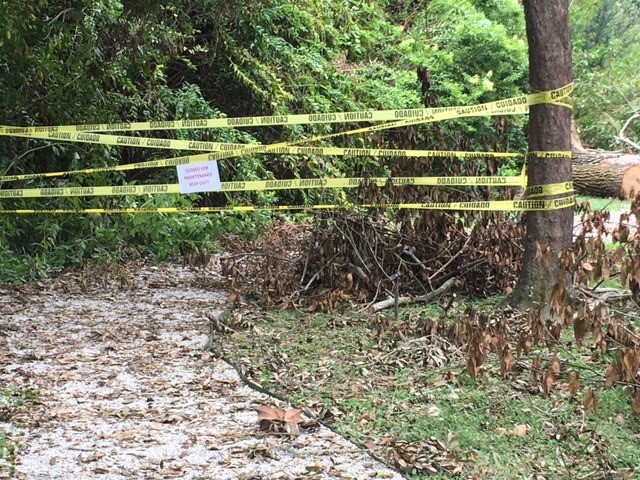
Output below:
[572,150,640,199]
[510,0,573,309]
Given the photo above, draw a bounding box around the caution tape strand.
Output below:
[0,148,517,184]
[0,178,574,199]
[0,195,576,215]
[0,84,572,135]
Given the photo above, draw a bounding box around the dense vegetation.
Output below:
[0,0,636,282]
[571,0,640,149]
[2,3,640,478]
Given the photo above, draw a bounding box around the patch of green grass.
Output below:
[0,387,38,411]
[576,195,632,212]
[590,276,625,290]
[0,387,37,475]
[0,430,14,472]
[223,303,640,479]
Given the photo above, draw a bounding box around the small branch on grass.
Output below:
[355,280,385,314]
[591,272,620,291]
[576,286,631,304]
[221,252,297,264]
[369,277,457,313]
[366,334,459,368]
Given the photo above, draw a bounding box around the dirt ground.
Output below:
[0,264,403,480]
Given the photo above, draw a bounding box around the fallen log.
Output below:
[572,150,640,199]
[571,121,640,199]
[369,277,456,313]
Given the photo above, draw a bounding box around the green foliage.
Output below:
[571,0,640,149]
[1,0,534,281]
[412,0,529,153]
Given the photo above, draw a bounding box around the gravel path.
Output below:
[0,265,404,480]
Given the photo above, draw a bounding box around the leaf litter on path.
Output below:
[0,263,404,480]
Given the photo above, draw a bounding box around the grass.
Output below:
[0,387,37,476]
[223,301,640,479]
[576,195,632,213]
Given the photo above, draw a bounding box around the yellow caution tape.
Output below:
[0,109,526,188]
[0,85,572,190]
[0,195,576,215]
[0,103,529,153]
[183,84,572,167]
[2,131,247,152]
[0,147,517,184]
[200,106,522,165]
[0,84,572,135]
[0,85,574,215]
[0,175,533,199]
[0,148,516,184]
[527,151,573,158]
[523,181,573,198]
[408,196,575,211]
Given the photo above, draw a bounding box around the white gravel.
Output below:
[0,264,404,480]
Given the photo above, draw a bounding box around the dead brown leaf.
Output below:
[567,372,580,396]
[466,355,479,381]
[255,405,304,433]
[255,405,284,421]
[632,390,640,416]
[550,355,561,376]
[516,333,532,358]
[573,316,588,349]
[345,272,353,290]
[622,349,640,382]
[427,405,441,417]
[512,424,528,437]
[531,355,541,382]
[497,424,528,437]
[605,364,620,387]
[283,408,304,424]
[583,389,599,414]
[500,345,514,378]
[542,370,555,398]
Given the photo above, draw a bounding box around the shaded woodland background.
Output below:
[0,0,638,284]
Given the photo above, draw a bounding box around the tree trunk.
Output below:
[573,150,640,199]
[510,0,573,309]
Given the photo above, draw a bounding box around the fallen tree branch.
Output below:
[401,247,427,271]
[429,236,472,282]
[369,277,457,313]
[301,252,340,291]
[577,286,631,305]
[617,113,640,152]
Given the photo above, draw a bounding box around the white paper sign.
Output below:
[177,161,222,194]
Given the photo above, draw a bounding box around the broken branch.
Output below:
[369,277,457,313]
